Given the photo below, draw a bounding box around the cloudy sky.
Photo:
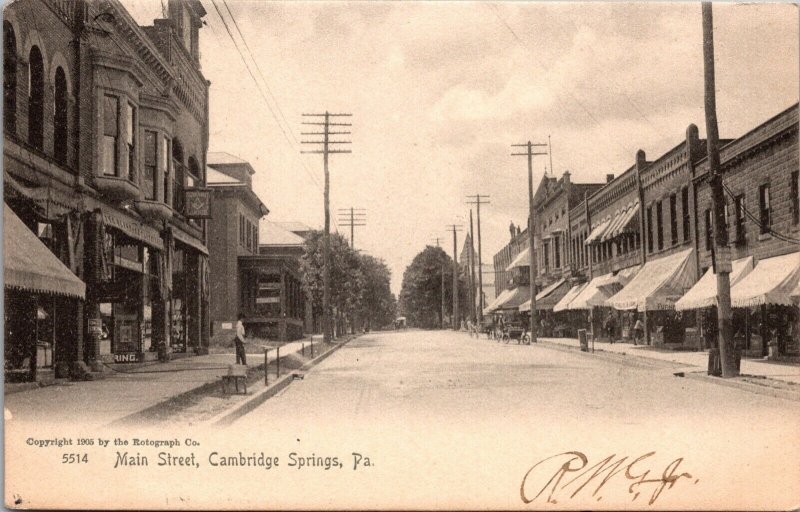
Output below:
[129,1,799,294]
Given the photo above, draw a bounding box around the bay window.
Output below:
[143,130,157,200]
[102,95,119,176]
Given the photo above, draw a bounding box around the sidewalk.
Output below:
[541,336,800,385]
[3,341,309,428]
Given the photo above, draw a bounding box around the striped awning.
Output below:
[4,203,85,299]
[584,217,612,245]
[602,202,639,242]
[553,283,587,312]
[519,278,566,312]
[568,272,616,310]
[730,252,800,307]
[607,248,696,311]
[505,248,530,271]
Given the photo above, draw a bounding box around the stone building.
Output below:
[4,0,211,381]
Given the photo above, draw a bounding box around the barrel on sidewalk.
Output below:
[578,329,589,352]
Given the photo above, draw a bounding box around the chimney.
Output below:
[606,174,615,183]
[562,170,571,186]
[509,222,516,240]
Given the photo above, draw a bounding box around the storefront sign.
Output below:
[114,254,144,273]
[113,352,143,363]
[184,188,212,219]
[97,205,164,250]
[257,297,280,304]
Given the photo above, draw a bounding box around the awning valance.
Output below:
[606,248,696,312]
[584,217,612,245]
[675,256,754,311]
[505,248,530,272]
[84,197,164,250]
[4,203,85,299]
[730,252,800,308]
[567,272,616,310]
[553,283,587,312]
[521,278,570,311]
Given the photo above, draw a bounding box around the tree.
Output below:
[398,245,469,328]
[356,254,397,330]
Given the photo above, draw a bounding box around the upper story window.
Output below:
[28,46,44,150]
[646,205,654,253]
[792,171,799,225]
[669,194,678,246]
[758,183,771,234]
[125,102,136,182]
[734,194,746,244]
[656,200,664,251]
[53,67,68,165]
[704,209,713,250]
[162,135,171,205]
[172,140,185,213]
[554,236,561,269]
[102,95,119,176]
[681,187,690,243]
[4,21,17,134]
[143,130,157,200]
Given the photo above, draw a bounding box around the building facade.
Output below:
[4,0,211,380]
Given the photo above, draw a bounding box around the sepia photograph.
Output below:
[2,0,799,509]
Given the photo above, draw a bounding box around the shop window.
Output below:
[669,194,678,246]
[656,201,664,251]
[102,95,119,176]
[646,206,653,253]
[143,131,157,200]
[791,171,799,225]
[27,46,44,150]
[758,183,771,234]
[53,67,68,165]
[125,102,136,182]
[681,187,690,243]
[734,194,746,244]
[3,21,17,134]
[704,209,713,250]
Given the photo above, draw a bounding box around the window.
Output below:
[681,187,690,243]
[734,194,746,243]
[143,131,157,200]
[53,67,68,165]
[28,46,44,149]
[656,200,664,251]
[187,157,202,188]
[172,140,184,213]
[554,236,561,268]
[758,184,771,234]
[669,194,678,246]
[646,206,653,253]
[125,102,136,181]
[704,209,713,250]
[162,136,170,205]
[543,241,549,269]
[4,21,17,133]
[102,95,119,176]
[239,215,245,246]
[792,171,799,225]
[246,220,252,250]
[253,224,258,248]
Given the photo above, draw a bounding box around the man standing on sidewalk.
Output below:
[235,313,247,366]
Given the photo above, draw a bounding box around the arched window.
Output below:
[172,139,184,213]
[53,67,68,165]
[3,21,17,133]
[28,45,44,150]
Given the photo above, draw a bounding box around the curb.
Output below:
[206,336,359,427]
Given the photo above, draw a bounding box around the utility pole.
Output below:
[301,111,352,343]
[469,210,477,323]
[702,3,737,377]
[512,141,548,344]
[432,237,446,329]
[446,224,463,330]
[466,194,490,321]
[337,207,366,249]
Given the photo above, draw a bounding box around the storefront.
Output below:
[4,203,85,382]
[520,278,570,336]
[169,228,210,355]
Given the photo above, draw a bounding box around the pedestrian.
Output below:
[607,313,617,344]
[633,317,644,346]
[235,313,247,366]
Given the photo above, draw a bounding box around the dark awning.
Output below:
[3,203,85,299]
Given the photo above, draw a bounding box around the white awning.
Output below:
[607,248,696,312]
[553,283,587,312]
[567,272,616,310]
[730,252,800,307]
[606,202,640,240]
[584,217,612,245]
[600,207,626,242]
[595,265,641,297]
[484,288,513,315]
[519,278,566,312]
[675,256,754,311]
[505,248,530,272]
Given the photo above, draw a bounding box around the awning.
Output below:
[519,278,565,312]
[173,226,209,256]
[675,256,754,311]
[730,252,800,308]
[485,286,530,314]
[595,265,641,297]
[606,248,696,311]
[3,203,85,299]
[521,279,570,311]
[567,272,616,310]
[603,202,639,241]
[553,283,587,312]
[483,288,514,315]
[584,217,612,245]
[84,197,164,250]
[505,248,530,271]
[600,208,626,243]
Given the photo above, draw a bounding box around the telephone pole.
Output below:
[468,210,477,323]
[702,3,737,377]
[301,111,352,343]
[512,141,548,344]
[466,194,490,321]
[337,207,366,249]
[432,237,446,329]
[446,224,463,330]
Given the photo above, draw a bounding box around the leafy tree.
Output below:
[356,254,397,330]
[399,245,469,328]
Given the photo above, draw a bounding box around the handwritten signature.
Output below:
[520,451,698,505]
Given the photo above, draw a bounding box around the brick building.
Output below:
[4,0,211,381]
